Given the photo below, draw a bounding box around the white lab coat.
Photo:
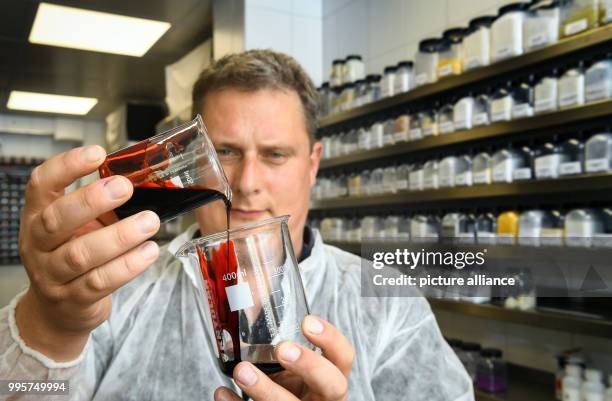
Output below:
[0,224,473,401]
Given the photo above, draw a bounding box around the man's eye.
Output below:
[217,148,234,157]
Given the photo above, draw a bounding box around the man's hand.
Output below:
[16,145,161,361]
[214,315,354,401]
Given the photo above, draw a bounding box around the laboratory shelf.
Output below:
[319,25,612,130]
[310,172,612,211]
[319,99,612,171]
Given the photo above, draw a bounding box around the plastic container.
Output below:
[535,141,571,179]
[492,148,524,183]
[353,79,368,108]
[382,166,398,194]
[540,210,566,246]
[421,108,439,137]
[348,172,362,197]
[396,164,411,191]
[559,138,585,175]
[339,83,355,111]
[369,168,385,195]
[563,365,584,401]
[455,154,473,186]
[565,208,604,247]
[593,208,612,247]
[534,70,560,113]
[409,112,423,141]
[473,151,493,184]
[561,0,599,37]
[490,82,514,122]
[330,59,344,87]
[491,3,529,62]
[345,54,366,83]
[410,214,440,242]
[518,209,546,246]
[585,58,612,102]
[476,348,507,393]
[438,103,455,134]
[415,38,441,86]
[439,156,459,188]
[464,16,496,70]
[409,162,424,191]
[370,121,385,149]
[381,66,397,99]
[524,0,562,51]
[394,114,410,143]
[558,63,586,108]
[357,126,370,151]
[512,145,537,181]
[365,74,382,103]
[383,118,396,147]
[497,210,520,245]
[454,95,475,131]
[442,212,463,240]
[511,76,536,119]
[394,61,414,94]
[343,129,359,155]
[477,212,498,244]
[585,133,612,172]
[438,28,465,77]
[423,159,439,190]
[473,93,491,126]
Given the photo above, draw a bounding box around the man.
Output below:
[0,50,473,401]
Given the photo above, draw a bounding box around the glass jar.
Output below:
[410,214,441,242]
[559,138,585,176]
[464,15,496,70]
[340,83,356,111]
[365,74,382,103]
[409,162,424,191]
[415,38,441,86]
[381,66,397,98]
[524,0,563,51]
[491,3,529,62]
[442,212,463,240]
[370,121,385,148]
[476,349,507,393]
[477,212,498,244]
[541,210,565,246]
[321,135,332,159]
[457,214,478,245]
[360,170,372,195]
[534,69,560,113]
[497,210,520,245]
[490,82,514,122]
[561,0,599,37]
[535,142,570,179]
[565,208,604,247]
[518,210,546,246]
[348,172,362,197]
[513,145,538,181]
[329,133,342,158]
[594,207,612,248]
[455,154,473,186]
[473,93,491,126]
[602,0,612,23]
[511,75,535,119]
[454,95,475,131]
[473,151,492,184]
[394,114,410,143]
[409,112,423,141]
[382,166,397,194]
[585,133,612,172]
[330,59,344,87]
[357,126,371,151]
[492,147,525,183]
[396,164,411,191]
[353,79,368,107]
[330,85,343,114]
[383,118,396,147]
[394,61,414,94]
[438,28,466,78]
[586,57,612,102]
[438,103,456,134]
[558,62,586,108]
[370,167,385,195]
[421,108,439,137]
[459,342,482,383]
[439,156,459,188]
[423,159,439,190]
[384,215,401,239]
[345,54,366,83]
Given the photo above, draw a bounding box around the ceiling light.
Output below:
[29,3,171,57]
[7,91,98,115]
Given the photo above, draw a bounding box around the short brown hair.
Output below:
[191,49,318,145]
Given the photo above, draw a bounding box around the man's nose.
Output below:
[233,154,261,197]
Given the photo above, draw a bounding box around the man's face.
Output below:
[195,88,322,255]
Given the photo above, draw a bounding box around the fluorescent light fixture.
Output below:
[7,91,98,115]
[29,3,171,57]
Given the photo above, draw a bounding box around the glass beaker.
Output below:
[175,215,312,377]
[98,114,232,223]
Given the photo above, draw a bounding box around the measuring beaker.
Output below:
[175,215,312,376]
[98,114,232,223]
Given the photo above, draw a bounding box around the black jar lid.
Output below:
[481,348,503,358]
[469,15,497,30]
[366,74,382,82]
[437,38,451,52]
[498,2,529,16]
[354,79,366,85]
[384,65,398,74]
[397,60,414,68]
[321,81,330,88]
[447,338,464,348]
[346,54,363,61]
[332,59,344,65]
[443,27,467,43]
[418,38,441,53]
[462,342,482,352]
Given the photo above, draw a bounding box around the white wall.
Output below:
[245,0,324,85]
[323,0,511,80]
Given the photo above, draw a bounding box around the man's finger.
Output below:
[32,175,133,251]
[65,240,159,304]
[233,362,299,401]
[25,146,106,211]
[275,342,348,400]
[48,211,159,283]
[213,387,242,401]
[300,315,355,377]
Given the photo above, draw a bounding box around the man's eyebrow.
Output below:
[258,144,296,153]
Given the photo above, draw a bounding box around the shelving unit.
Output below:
[474,364,555,401]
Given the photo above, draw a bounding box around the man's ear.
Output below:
[309,142,322,187]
